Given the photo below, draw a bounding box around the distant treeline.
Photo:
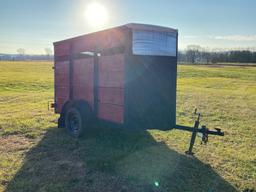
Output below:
[1,49,256,64]
[178,49,256,64]
[0,54,53,61]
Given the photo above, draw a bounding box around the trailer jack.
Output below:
[175,109,224,155]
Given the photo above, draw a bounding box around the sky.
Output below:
[0,0,256,54]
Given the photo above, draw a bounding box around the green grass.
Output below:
[0,61,255,192]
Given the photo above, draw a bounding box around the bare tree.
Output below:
[17,48,26,60]
[17,48,25,55]
[45,48,53,60]
[186,45,202,63]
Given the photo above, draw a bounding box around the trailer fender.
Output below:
[58,100,73,128]
[71,100,94,121]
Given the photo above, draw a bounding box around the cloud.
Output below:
[183,35,199,39]
[183,35,256,41]
[213,35,256,41]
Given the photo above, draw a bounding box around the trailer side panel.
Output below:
[73,58,94,109]
[97,54,125,123]
[54,60,70,113]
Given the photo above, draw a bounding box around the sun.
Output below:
[85,2,109,28]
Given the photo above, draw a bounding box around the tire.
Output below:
[65,107,83,137]
[64,101,93,137]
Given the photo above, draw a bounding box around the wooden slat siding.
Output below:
[55,60,70,74]
[98,72,124,88]
[53,27,127,117]
[98,54,125,88]
[54,43,70,56]
[97,54,125,123]
[98,103,124,123]
[73,58,94,86]
[55,61,70,113]
[56,98,65,113]
[99,54,124,72]
[73,58,94,108]
[98,87,124,106]
[55,87,69,95]
[73,86,94,108]
[71,29,126,54]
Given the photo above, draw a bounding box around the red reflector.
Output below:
[51,103,56,108]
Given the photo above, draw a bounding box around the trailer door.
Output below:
[96,54,125,124]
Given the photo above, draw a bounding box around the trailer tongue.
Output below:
[175,108,224,155]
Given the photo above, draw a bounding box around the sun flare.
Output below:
[85,2,109,28]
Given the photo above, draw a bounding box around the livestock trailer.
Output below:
[53,23,223,154]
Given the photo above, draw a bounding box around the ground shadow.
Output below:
[6,124,236,192]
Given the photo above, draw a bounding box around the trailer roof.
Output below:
[53,23,178,45]
[126,23,178,33]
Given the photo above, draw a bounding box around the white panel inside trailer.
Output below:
[132,30,177,57]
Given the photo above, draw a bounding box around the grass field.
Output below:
[0,61,255,192]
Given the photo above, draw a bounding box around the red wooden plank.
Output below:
[73,58,94,86]
[73,85,94,108]
[55,87,69,113]
[97,54,125,122]
[98,72,124,88]
[55,86,69,95]
[54,43,70,56]
[55,61,70,113]
[55,76,69,87]
[56,98,65,113]
[72,29,126,53]
[55,61,69,74]
[98,54,125,88]
[98,87,124,105]
[72,58,94,108]
[98,103,124,123]
[99,54,124,72]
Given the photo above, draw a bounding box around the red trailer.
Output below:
[53,23,178,135]
[53,23,223,154]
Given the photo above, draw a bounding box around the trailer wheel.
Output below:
[65,102,93,137]
[65,107,83,137]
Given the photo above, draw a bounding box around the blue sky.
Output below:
[0,0,256,54]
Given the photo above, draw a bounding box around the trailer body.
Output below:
[53,23,178,130]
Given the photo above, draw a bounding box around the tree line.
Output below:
[178,45,256,64]
[0,48,53,61]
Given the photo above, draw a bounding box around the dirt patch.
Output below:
[0,135,33,153]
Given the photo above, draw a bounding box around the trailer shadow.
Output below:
[6,125,236,192]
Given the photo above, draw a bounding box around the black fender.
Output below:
[58,100,94,128]
[58,100,72,128]
[72,100,94,120]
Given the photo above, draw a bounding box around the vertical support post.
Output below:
[174,31,178,126]
[93,53,99,116]
[69,44,74,100]
[186,114,200,155]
